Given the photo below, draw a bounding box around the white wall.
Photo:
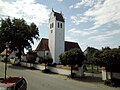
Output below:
[20,62,83,77]
[54,20,64,63]
[49,12,55,63]
[37,51,50,57]
[102,68,120,80]
[49,11,65,64]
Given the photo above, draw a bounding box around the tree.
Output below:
[59,48,85,77]
[0,17,39,63]
[40,56,53,70]
[93,47,120,80]
[26,50,37,68]
[85,47,99,72]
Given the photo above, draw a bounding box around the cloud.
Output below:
[70,0,120,30]
[88,29,120,42]
[68,28,97,36]
[69,0,104,9]
[85,0,120,29]
[0,0,50,26]
[70,14,89,25]
[55,0,63,2]
[65,36,77,42]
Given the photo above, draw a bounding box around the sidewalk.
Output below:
[47,72,120,90]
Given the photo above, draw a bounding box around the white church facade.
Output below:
[49,10,65,63]
[35,10,81,64]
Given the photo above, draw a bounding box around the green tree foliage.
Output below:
[59,48,85,77]
[27,50,37,63]
[40,56,53,70]
[93,47,120,79]
[0,17,39,61]
[85,47,99,64]
[85,47,99,72]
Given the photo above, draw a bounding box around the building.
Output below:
[35,10,81,63]
[35,38,80,63]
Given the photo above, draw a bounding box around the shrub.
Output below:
[104,79,113,86]
[52,63,57,67]
[42,69,51,73]
[104,79,120,87]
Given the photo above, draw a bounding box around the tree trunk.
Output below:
[17,49,22,65]
[71,65,73,78]
[45,63,47,70]
[96,65,99,72]
[110,67,113,80]
[91,64,94,73]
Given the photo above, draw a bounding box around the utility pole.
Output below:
[4,42,9,80]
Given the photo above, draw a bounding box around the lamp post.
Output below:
[4,42,9,80]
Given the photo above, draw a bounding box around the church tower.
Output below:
[49,10,65,63]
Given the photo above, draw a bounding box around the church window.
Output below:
[52,23,54,28]
[46,52,49,55]
[50,24,51,29]
[51,30,53,33]
[58,22,59,28]
[50,23,54,28]
[61,23,62,28]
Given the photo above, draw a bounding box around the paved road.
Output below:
[0,62,119,90]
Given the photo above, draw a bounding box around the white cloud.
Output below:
[88,29,120,42]
[84,0,120,29]
[70,14,89,25]
[0,0,50,26]
[70,0,120,30]
[68,28,97,36]
[55,0,63,2]
[65,36,77,42]
[69,0,104,9]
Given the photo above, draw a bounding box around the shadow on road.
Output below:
[73,76,103,83]
[8,65,27,70]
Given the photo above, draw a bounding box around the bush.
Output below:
[52,63,57,67]
[42,69,51,73]
[67,73,76,78]
[104,79,120,87]
[104,79,113,86]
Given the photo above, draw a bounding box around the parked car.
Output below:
[0,77,27,90]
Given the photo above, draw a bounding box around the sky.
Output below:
[0,0,120,51]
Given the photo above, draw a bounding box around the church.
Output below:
[35,10,81,64]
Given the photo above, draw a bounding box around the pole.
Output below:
[4,42,9,80]
[5,49,7,80]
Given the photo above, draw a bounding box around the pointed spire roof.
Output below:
[52,9,65,22]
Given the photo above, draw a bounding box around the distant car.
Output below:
[0,77,27,90]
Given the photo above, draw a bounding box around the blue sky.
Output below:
[0,0,120,51]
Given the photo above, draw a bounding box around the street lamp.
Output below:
[4,42,9,80]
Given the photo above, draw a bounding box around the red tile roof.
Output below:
[35,38,49,51]
[35,38,80,51]
[65,41,80,51]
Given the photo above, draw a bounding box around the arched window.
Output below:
[58,22,59,28]
[52,23,54,28]
[61,23,62,28]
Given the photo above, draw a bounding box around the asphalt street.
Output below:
[0,62,119,90]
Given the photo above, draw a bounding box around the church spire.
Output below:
[52,8,54,12]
